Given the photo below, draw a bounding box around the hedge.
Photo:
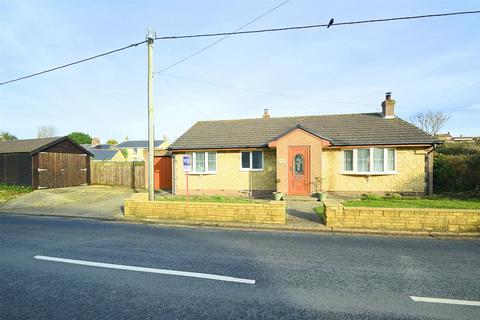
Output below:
[434,142,480,192]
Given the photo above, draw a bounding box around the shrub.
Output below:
[388,193,402,200]
[436,142,480,156]
[68,132,92,144]
[361,194,383,201]
[434,142,480,192]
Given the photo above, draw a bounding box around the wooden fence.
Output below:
[90,161,145,189]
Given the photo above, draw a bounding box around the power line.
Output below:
[0,40,146,86]
[162,73,475,112]
[155,0,291,74]
[159,74,211,118]
[3,9,479,86]
[162,73,375,107]
[155,10,480,40]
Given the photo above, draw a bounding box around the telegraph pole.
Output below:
[146,29,155,201]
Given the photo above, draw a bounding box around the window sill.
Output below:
[240,168,264,172]
[340,171,397,176]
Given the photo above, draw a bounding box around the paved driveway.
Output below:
[0,186,135,219]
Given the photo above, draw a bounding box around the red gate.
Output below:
[154,156,172,190]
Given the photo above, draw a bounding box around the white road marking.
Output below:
[34,255,255,285]
[410,296,480,307]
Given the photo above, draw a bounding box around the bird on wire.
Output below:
[327,18,334,28]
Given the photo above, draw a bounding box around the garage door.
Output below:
[38,152,87,188]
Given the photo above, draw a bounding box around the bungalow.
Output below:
[169,93,441,197]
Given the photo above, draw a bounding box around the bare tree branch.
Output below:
[37,126,57,138]
[408,111,450,135]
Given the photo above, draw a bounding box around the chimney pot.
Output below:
[381,92,395,118]
[263,108,270,119]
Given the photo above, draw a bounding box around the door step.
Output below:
[284,196,319,202]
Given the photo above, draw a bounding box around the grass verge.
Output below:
[0,184,33,203]
[156,195,266,204]
[343,195,480,210]
[314,206,325,222]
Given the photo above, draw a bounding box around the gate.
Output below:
[154,156,172,190]
[38,152,87,188]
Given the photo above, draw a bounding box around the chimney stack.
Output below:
[381,92,395,118]
[263,108,270,119]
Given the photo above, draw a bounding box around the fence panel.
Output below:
[91,161,144,189]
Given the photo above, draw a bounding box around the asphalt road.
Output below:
[0,214,479,319]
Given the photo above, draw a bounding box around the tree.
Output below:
[68,132,92,144]
[37,125,57,138]
[106,139,118,145]
[408,111,450,135]
[0,131,18,141]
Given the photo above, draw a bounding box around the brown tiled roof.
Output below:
[170,113,440,150]
[0,136,93,155]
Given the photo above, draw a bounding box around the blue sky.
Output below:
[1,0,479,142]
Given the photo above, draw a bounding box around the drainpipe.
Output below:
[426,145,437,196]
[171,154,176,195]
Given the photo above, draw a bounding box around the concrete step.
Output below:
[284,196,319,202]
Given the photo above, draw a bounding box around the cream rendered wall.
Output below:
[173,149,276,196]
[321,147,427,194]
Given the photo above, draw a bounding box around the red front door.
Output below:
[288,146,310,195]
[154,156,172,190]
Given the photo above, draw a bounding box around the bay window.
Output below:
[342,148,396,174]
[241,151,263,170]
[357,149,370,172]
[187,152,217,173]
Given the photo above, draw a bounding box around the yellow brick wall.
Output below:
[173,150,276,196]
[322,147,427,193]
[324,199,480,233]
[124,194,286,224]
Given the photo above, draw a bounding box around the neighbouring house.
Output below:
[169,93,441,197]
[451,135,478,143]
[116,140,169,162]
[80,143,112,150]
[89,149,126,162]
[0,136,92,189]
[436,132,478,143]
[435,132,453,142]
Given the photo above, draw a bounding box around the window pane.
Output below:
[208,152,216,172]
[373,148,384,172]
[357,149,370,172]
[294,154,304,175]
[252,151,263,169]
[387,149,395,171]
[343,150,353,171]
[241,152,250,169]
[195,152,205,172]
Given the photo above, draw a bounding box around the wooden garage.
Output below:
[0,136,93,189]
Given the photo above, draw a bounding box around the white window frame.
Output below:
[341,148,396,175]
[240,150,264,171]
[188,152,217,174]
